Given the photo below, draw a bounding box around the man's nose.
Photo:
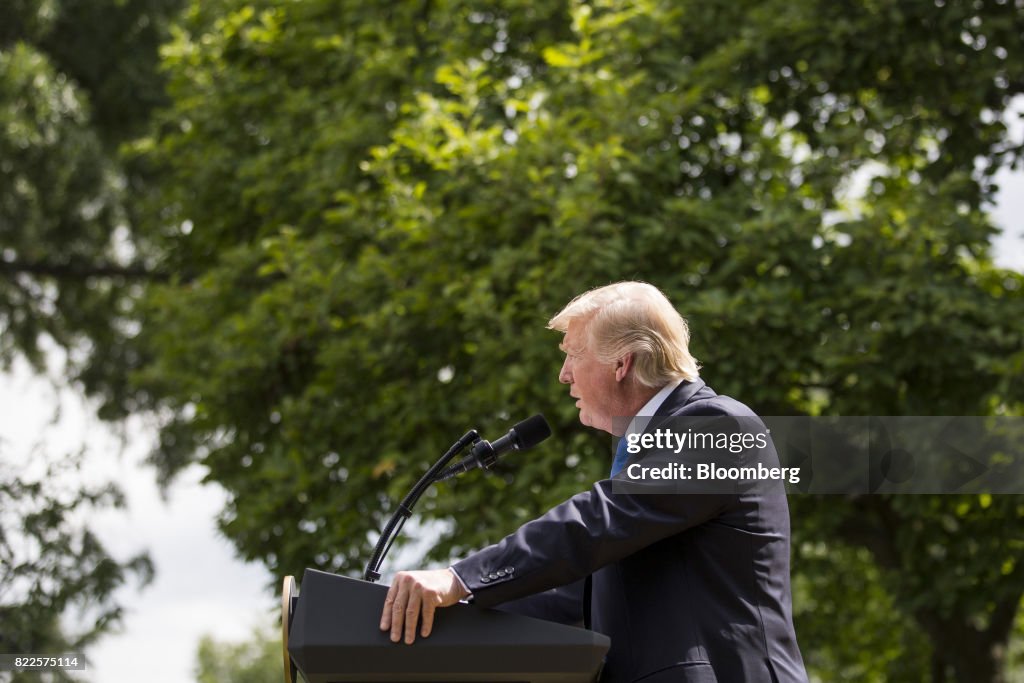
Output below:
[558,359,572,384]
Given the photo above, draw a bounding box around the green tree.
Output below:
[0,0,180,669]
[129,1,1024,680]
[0,0,183,409]
[194,626,280,683]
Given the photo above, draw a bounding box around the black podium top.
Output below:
[287,569,609,682]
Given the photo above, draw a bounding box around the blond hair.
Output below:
[548,282,700,387]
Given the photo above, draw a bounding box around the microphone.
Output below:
[436,414,552,481]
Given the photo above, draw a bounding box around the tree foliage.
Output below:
[0,0,179,670]
[0,0,183,410]
[194,627,279,683]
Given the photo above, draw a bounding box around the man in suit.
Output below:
[379,281,808,682]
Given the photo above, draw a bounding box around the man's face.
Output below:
[558,318,619,434]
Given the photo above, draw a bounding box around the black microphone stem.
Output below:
[363,429,479,583]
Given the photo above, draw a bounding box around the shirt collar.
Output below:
[635,379,685,418]
[619,379,685,439]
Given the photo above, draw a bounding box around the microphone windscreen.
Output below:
[513,414,552,450]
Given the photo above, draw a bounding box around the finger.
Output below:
[404,586,422,645]
[390,576,411,643]
[380,581,398,631]
[420,594,437,638]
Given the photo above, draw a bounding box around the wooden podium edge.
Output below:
[281,575,298,683]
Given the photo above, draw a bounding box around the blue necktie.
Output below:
[610,436,630,477]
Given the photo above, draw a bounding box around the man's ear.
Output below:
[615,353,634,383]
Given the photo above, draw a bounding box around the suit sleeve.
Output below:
[451,477,729,608]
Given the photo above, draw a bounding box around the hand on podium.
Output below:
[379,568,470,644]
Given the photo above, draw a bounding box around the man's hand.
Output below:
[379,568,469,644]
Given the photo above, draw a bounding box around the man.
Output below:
[379,282,807,683]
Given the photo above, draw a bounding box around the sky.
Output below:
[993,168,1024,269]
[1,135,1022,683]
[990,98,1024,269]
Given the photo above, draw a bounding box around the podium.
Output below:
[282,569,609,682]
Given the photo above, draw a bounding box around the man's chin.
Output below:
[578,412,604,432]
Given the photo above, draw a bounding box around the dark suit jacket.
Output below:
[453,380,808,683]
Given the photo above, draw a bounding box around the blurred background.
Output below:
[2,1,1024,681]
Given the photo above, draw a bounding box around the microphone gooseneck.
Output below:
[363,414,552,582]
